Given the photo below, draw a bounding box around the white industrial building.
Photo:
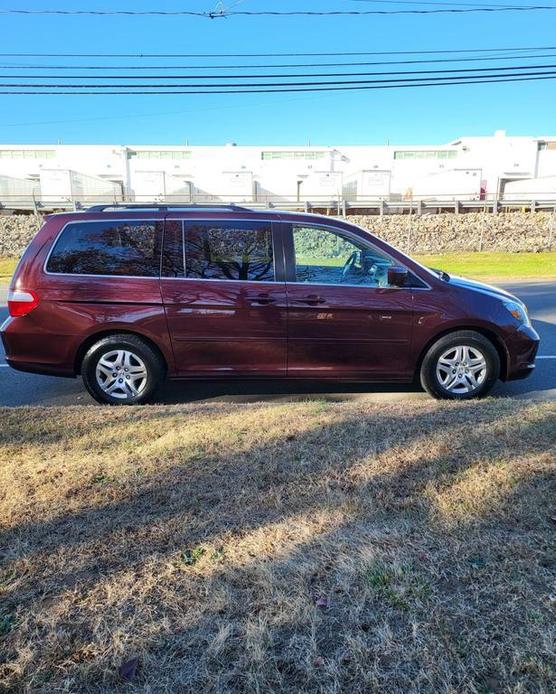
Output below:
[0,130,555,211]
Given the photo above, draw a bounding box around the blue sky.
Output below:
[0,0,555,145]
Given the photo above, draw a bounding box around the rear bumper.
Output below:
[4,356,75,377]
[505,324,540,381]
[1,315,78,376]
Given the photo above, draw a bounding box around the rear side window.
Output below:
[46,220,162,277]
[182,221,274,282]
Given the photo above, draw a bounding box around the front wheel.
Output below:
[81,334,165,405]
[420,331,500,400]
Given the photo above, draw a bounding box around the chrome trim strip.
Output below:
[160,277,282,286]
[286,281,423,291]
[159,276,424,291]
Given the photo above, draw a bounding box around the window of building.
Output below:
[131,150,192,160]
[46,221,161,276]
[183,221,274,282]
[0,150,55,159]
[261,151,327,161]
[393,150,458,160]
[293,225,397,287]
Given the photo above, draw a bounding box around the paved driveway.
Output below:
[1,281,555,407]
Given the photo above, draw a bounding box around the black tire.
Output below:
[420,330,500,400]
[81,333,165,405]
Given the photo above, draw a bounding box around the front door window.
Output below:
[293,225,396,287]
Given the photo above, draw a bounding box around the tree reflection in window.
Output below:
[47,221,160,276]
[184,223,274,282]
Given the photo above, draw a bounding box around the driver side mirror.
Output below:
[387,266,409,287]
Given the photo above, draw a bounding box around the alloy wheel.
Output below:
[435,345,487,395]
[95,349,148,400]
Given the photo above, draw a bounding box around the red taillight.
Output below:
[7,289,39,317]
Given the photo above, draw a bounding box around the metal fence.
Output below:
[0,192,556,216]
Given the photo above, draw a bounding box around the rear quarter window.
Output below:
[46,220,162,277]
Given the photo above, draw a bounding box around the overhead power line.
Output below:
[353,0,550,5]
[1,73,555,94]
[2,6,556,16]
[0,46,553,58]
[4,52,556,71]
[354,0,537,5]
[1,69,555,92]
[2,63,555,80]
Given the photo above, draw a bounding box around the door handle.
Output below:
[248,293,277,305]
[294,294,326,306]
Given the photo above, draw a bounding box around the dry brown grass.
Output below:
[0,398,555,693]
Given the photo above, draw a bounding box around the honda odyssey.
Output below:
[1,204,539,404]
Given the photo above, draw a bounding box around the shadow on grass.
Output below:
[151,379,424,405]
[1,401,526,571]
[0,398,555,692]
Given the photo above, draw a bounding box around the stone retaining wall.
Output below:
[0,215,42,258]
[0,211,554,257]
[348,212,555,254]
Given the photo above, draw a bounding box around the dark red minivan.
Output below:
[1,204,539,404]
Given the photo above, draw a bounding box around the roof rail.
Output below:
[86,202,254,212]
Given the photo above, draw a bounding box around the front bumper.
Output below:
[505,324,540,381]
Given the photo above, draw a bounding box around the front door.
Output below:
[160,217,287,376]
[284,223,415,380]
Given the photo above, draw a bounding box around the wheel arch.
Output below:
[414,325,509,382]
[74,329,169,376]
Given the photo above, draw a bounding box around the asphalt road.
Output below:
[1,281,555,407]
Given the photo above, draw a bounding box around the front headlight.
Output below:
[503,300,531,326]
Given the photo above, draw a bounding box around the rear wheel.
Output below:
[81,334,164,405]
[420,330,500,400]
